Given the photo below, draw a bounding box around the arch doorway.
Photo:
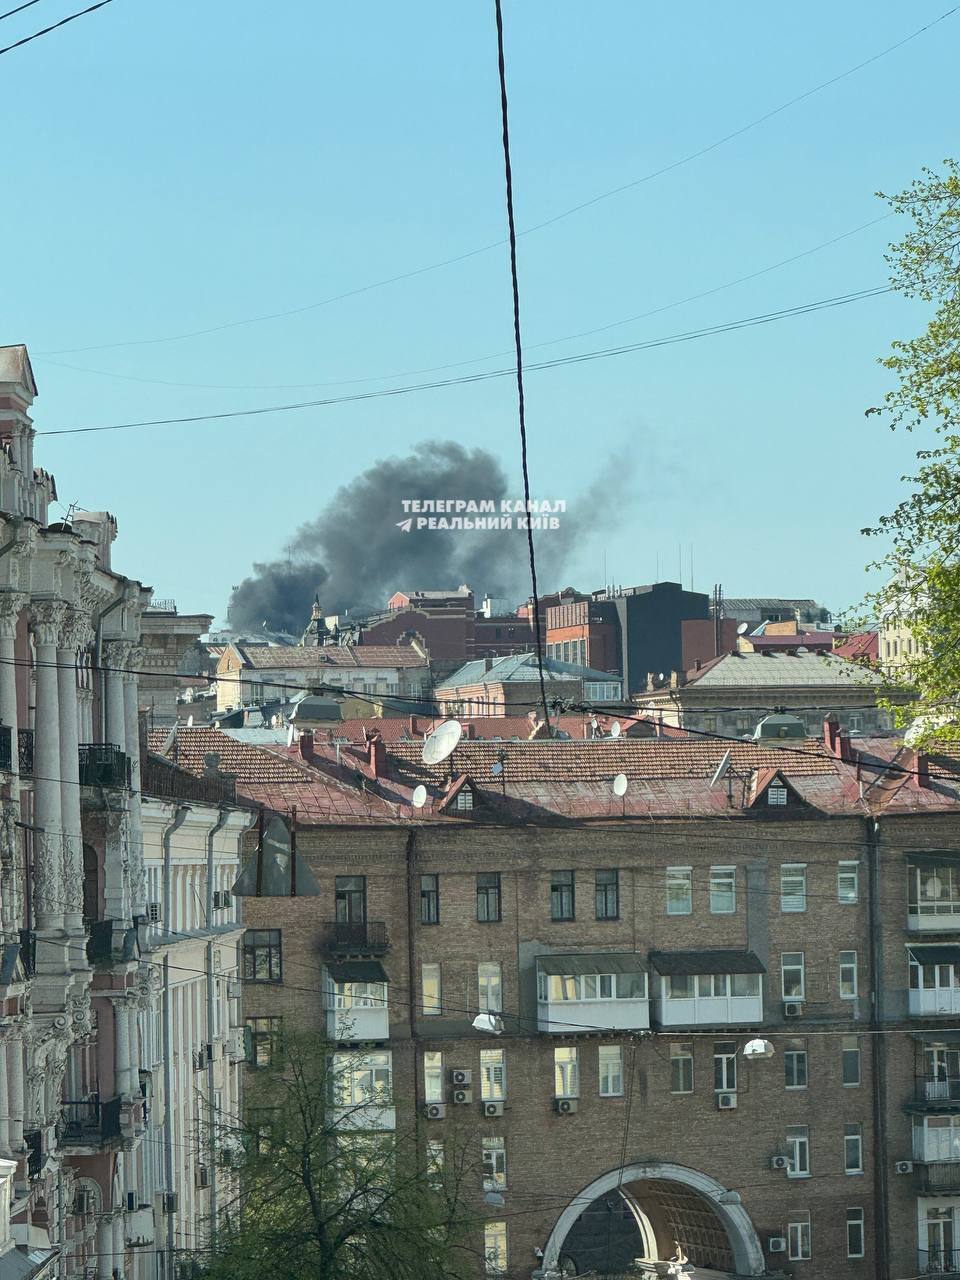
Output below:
[541,1162,765,1277]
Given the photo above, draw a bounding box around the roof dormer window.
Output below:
[455,787,474,812]
[767,785,788,806]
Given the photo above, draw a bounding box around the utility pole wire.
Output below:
[493,0,551,734]
[0,0,112,56]
[0,0,45,23]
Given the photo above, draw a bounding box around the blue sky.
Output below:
[4,1,956,624]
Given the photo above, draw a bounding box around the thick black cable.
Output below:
[0,0,44,21]
[0,0,112,56]
[493,0,551,735]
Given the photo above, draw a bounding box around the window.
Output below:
[784,1039,808,1089]
[424,1051,443,1102]
[480,1049,505,1101]
[713,1041,737,1093]
[838,862,860,904]
[331,1052,392,1107]
[537,971,646,1002]
[598,1045,623,1097]
[670,1043,693,1094]
[844,1123,863,1174]
[420,874,439,924]
[425,1139,444,1189]
[477,873,502,923]
[421,963,442,1016]
[910,861,960,918]
[786,1125,810,1178]
[454,787,473,812]
[246,1016,282,1069]
[595,868,619,920]
[839,951,858,999]
[551,870,575,921]
[787,1212,811,1261]
[334,980,386,1009]
[768,784,788,806]
[699,974,729,997]
[242,929,282,983]
[335,876,366,924]
[478,962,502,1014]
[481,1136,507,1191]
[781,865,807,912]
[842,1037,861,1087]
[667,974,693,999]
[666,867,692,915]
[484,1221,507,1275]
[846,1208,864,1259]
[709,867,736,914]
[554,1046,579,1098]
[782,952,805,1000]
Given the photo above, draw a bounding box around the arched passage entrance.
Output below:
[541,1162,765,1277]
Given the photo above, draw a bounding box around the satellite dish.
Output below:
[422,720,463,765]
[742,1038,775,1061]
[412,784,428,809]
[710,749,733,787]
[491,760,503,777]
[612,773,628,797]
[609,721,622,739]
[186,714,194,727]
[472,1013,504,1036]
[796,645,808,654]
[736,622,749,635]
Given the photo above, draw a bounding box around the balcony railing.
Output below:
[25,1130,42,1179]
[918,1248,960,1276]
[18,728,33,776]
[79,743,132,790]
[18,929,35,978]
[59,1096,123,1147]
[0,725,11,772]
[918,1160,960,1193]
[320,921,389,956]
[916,1075,960,1105]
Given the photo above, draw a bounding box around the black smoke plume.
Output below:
[227,440,628,635]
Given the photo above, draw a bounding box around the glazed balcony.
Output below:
[78,743,131,790]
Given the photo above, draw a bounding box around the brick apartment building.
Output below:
[153,720,960,1279]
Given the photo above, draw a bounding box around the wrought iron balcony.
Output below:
[320,921,389,956]
[18,728,33,776]
[25,1130,42,1179]
[59,1097,123,1148]
[0,725,11,772]
[918,1248,960,1276]
[78,743,131,790]
[918,1160,960,1193]
[18,928,35,978]
[915,1075,960,1107]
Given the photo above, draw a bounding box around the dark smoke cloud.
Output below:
[227,440,632,635]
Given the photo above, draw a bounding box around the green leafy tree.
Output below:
[190,1029,481,1280]
[865,159,960,739]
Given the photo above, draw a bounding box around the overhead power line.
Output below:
[33,5,955,355]
[0,0,45,22]
[0,0,112,57]
[36,284,891,438]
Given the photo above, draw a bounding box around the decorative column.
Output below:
[123,647,146,919]
[6,1026,25,1149]
[30,600,66,932]
[0,1028,10,1156]
[0,593,26,945]
[101,810,130,923]
[77,685,93,748]
[111,1209,125,1278]
[114,995,134,1098]
[95,1214,113,1280]
[103,640,129,754]
[59,609,86,938]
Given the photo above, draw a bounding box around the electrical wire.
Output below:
[34,285,891,437]
[0,0,112,57]
[33,5,956,356]
[0,0,45,22]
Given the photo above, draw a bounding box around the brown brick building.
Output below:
[154,724,960,1280]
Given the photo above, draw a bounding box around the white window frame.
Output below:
[666,866,693,915]
[424,1051,443,1103]
[713,1041,737,1093]
[554,1046,579,1099]
[481,1136,507,1191]
[480,1048,505,1102]
[709,866,736,914]
[787,1214,811,1260]
[781,864,807,913]
[781,952,805,1000]
[844,1123,863,1174]
[845,1208,864,1259]
[786,1125,810,1179]
[768,784,788,806]
[478,962,503,1014]
[842,1036,861,1087]
[839,951,858,999]
[838,862,860,904]
[598,1045,623,1097]
[784,1039,808,1090]
[670,1043,693,1094]
[332,1052,392,1107]
[421,963,441,1016]
[484,1220,507,1275]
[334,981,387,1010]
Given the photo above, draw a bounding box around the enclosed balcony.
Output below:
[909,947,960,1015]
[78,743,132,790]
[536,953,649,1033]
[908,857,960,932]
[320,921,389,957]
[651,950,765,1027]
[325,962,390,1041]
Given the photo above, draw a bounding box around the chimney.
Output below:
[823,716,839,755]
[298,730,314,762]
[366,730,387,779]
[911,749,931,789]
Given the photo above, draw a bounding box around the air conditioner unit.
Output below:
[716,1091,737,1110]
[125,1191,136,1213]
[895,1160,914,1174]
[423,1103,446,1120]
[147,902,162,924]
[452,1088,473,1105]
[483,1101,505,1117]
[213,890,232,910]
[769,1155,790,1171]
[768,1237,787,1254]
[451,1069,472,1086]
[195,1166,209,1189]
[554,1098,578,1115]
[162,1192,178,1215]
[783,1000,803,1017]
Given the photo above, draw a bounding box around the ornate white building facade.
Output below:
[0,346,250,1280]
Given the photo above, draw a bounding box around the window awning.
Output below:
[650,949,766,976]
[326,961,388,984]
[536,952,646,976]
[907,852,960,869]
[907,946,960,967]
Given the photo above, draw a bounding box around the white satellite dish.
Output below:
[736,622,749,635]
[422,719,463,765]
[491,760,503,777]
[412,784,428,809]
[612,773,628,797]
[609,721,622,739]
[710,749,733,787]
[796,645,808,654]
